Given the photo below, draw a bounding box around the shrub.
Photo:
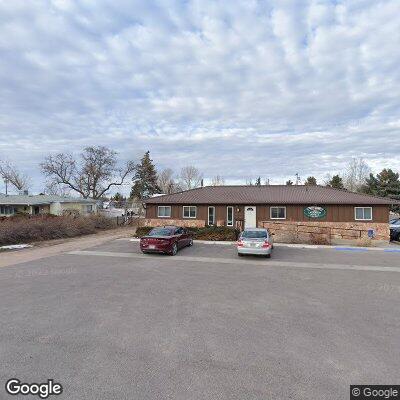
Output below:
[135,226,153,237]
[135,225,239,241]
[310,233,331,245]
[189,226,239,241]
[0,214,116,246]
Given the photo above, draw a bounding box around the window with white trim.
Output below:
[270,206,286,219]
[158,206,171,218]
[183,206,196,219]
[355,207,372,221]
[208,206,215,225]
[226,206,234,227]
[0,205,15,215]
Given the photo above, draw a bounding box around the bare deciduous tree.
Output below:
[157,168,179,194]
[41,146,135,199]
[343,157,371,192]
[44,180,71,197]
[0,161,30,192]
[179,166,203,190]
[210,175,225,186]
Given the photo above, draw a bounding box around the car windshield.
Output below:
[390,219,400,225]
[241,230,268,239]
[148,228,174,236]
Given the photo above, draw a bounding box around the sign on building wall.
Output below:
[303,206,327,219]
[368,229,375,238]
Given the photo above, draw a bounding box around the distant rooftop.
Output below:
[143,185,400,205]
[0,194,97,206]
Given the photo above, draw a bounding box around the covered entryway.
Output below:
[244,206,257,228]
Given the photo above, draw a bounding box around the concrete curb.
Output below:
[127,238,400,252]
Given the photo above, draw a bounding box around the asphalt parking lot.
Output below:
[0,239,400,399]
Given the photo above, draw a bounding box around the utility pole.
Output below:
[4,178,8,195]
[295,173,300,185]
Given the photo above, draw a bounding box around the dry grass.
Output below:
[356,237,373,247]
[310,233,331,245]
[0,214,117,246]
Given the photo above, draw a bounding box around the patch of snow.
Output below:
[0,244,33,250]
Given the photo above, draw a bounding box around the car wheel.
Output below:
[238,253,244,257]
[170,243,178,256]
[265,254,271,258]
[188,238,194,247]
[142,251,147,254]
[396,233,400,242]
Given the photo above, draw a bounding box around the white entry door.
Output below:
[244,206,257,228]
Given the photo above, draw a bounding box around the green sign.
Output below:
[304,206,327,219]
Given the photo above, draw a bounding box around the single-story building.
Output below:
[0,194,98,217]
[143,185,400,245]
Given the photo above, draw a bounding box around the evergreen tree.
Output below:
[327,174,344,189]
[363,169,400,212]
[112,192,124,202]
[255,177,261,186]
[286,180,293,185]
[304,176,317,186]
[130,151,161,200]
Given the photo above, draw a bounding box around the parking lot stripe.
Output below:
[67,250,400,273]
[334,247,369,252]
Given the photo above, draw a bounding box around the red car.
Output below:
[140,226,193,256]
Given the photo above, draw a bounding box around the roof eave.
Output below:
[144,200,396,205]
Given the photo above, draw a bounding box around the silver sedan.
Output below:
[237,228,274,258]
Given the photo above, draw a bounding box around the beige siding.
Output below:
[50,202,97,215]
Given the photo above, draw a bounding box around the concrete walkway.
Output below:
[0,228,135,268]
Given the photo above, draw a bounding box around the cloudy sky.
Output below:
[0,0,399,194]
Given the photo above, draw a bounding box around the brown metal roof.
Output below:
[144,185,400,205]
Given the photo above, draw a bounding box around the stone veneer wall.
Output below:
[259,220,389,245]
[139,218,389,245]
[141,218,206,228]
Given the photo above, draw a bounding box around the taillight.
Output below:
[237,239,244,247]
[262,240,271,248]
[141,239,148,244]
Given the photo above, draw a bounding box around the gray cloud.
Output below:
[0,0,399,193]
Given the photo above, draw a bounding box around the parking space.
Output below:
[93,238,400,269]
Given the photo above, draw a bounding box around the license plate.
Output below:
[149,245,155,249]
